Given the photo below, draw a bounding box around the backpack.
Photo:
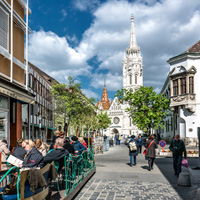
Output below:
[129,141,137,151]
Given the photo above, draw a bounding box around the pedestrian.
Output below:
[145,134,158,171]
[115,134,119,145]
[103,134,108,141]
[118,134,121,145]
[127,135,138,167]
[78,137,87,150]
[71,136,86,155]
[0,140,10,164]
[169,134,187,177]
[63,137,75,154]
[35,139,47,156]
[44,138,69,172]
[137,134,143,153]
[12,138,26,161]
[20,139,44,169]
[49,131,60,150]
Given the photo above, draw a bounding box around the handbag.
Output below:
[143,140,154,155]
[181,159,188,168]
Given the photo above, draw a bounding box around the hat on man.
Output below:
[131,135,135,139]
[71,136,78,141]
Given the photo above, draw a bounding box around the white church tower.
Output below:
[123,15,143,91]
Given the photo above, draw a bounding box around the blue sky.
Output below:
[28,0,200,102]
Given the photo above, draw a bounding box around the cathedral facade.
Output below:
[97,15,143,137]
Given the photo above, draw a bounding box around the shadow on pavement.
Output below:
[141,165,149,171]
[155,157,200,200]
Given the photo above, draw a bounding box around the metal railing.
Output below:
[64,147,95,196]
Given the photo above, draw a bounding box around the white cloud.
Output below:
[29,0,200,99]
[82,89,100,100]
[90,72,123,91]
[28,30,91,83]
[60,9,67,21]
[73,0,100,12]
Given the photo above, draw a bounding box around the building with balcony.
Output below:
[0,0,35,147]
[159,40,200,145]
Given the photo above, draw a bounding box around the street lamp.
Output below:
[152,119,154,134]
[39,115,42,139]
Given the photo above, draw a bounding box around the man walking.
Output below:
[169,134,187,177]
[137,134,143,153]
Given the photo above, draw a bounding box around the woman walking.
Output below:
[128,135,138,167]
[145,134,158,171]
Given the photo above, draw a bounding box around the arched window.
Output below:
[130,118,131,126]
[129,74,132,84]
[135,74,137,84]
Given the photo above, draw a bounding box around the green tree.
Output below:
[97,112,111,134]
[116,86,170,134]
[51,76,95,136]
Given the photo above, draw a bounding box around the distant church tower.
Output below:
[123,15,143,91]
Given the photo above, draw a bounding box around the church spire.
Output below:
[129,14,137,49]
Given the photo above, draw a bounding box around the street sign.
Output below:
[159,140,166,147]
[159,140,166,152]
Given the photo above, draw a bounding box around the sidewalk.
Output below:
[75,143,196,200]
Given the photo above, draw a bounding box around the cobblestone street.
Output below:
[74,143,200,200]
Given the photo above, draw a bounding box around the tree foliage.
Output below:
[50,76,95,135]
[116,86,170,134]
[97,112,111,130]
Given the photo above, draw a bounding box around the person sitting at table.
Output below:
[35,139,47,156]
[19,139,44,169]
[71,136,86,155]
[12,138,27,161]
[49,131,60,150]
[0,140,10,164]
[78,137,87,150]
[44,138,69,172]
[63,137,75,154]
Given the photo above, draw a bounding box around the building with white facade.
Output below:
[97,15,143,137]
[159,41,200,145]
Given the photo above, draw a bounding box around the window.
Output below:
[0,7,9,50]
[189,77,194,94]
[180,78,186,95]
[173,80,178,96]
[129,118,131,126]
[129,75,132,85]
[135,74,137,84]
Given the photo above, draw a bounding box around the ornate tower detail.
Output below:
[123,15,143,91]
[100,85,110,110]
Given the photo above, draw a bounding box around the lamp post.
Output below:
[39,115,42,139]
[152,119,154,134]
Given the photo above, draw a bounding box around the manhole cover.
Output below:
[120,175,139,179]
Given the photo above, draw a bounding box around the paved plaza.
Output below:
[74,143,200,200]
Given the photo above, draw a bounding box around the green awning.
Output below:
[110,126,121,128]
[48,127,56,131]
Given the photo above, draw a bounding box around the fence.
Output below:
[0,147,96,200]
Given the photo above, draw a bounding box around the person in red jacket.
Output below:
[78,137,87,150]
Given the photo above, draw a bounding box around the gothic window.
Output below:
[129,74,132,85]
[129,118,131,126]
[173,80,178,96]
[180,77,186,95]
[189,76,194,94]
[135,74,137,84]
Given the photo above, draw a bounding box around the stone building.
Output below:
[159,40,200,145]
[97,15,143,137]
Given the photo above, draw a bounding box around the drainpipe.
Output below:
[10,0,13,82]
[26,0,29,90]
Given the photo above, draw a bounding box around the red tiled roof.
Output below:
[100,86,110,110]
[186,40,200,53]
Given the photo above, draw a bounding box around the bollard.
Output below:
[196,188,200,200]
[178,172,191,187]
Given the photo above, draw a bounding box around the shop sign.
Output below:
[0,95,8,109]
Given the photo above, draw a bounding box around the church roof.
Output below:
[100,86,110,110]
[186,40,200,53]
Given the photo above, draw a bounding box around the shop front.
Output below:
[0,95,9,141]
